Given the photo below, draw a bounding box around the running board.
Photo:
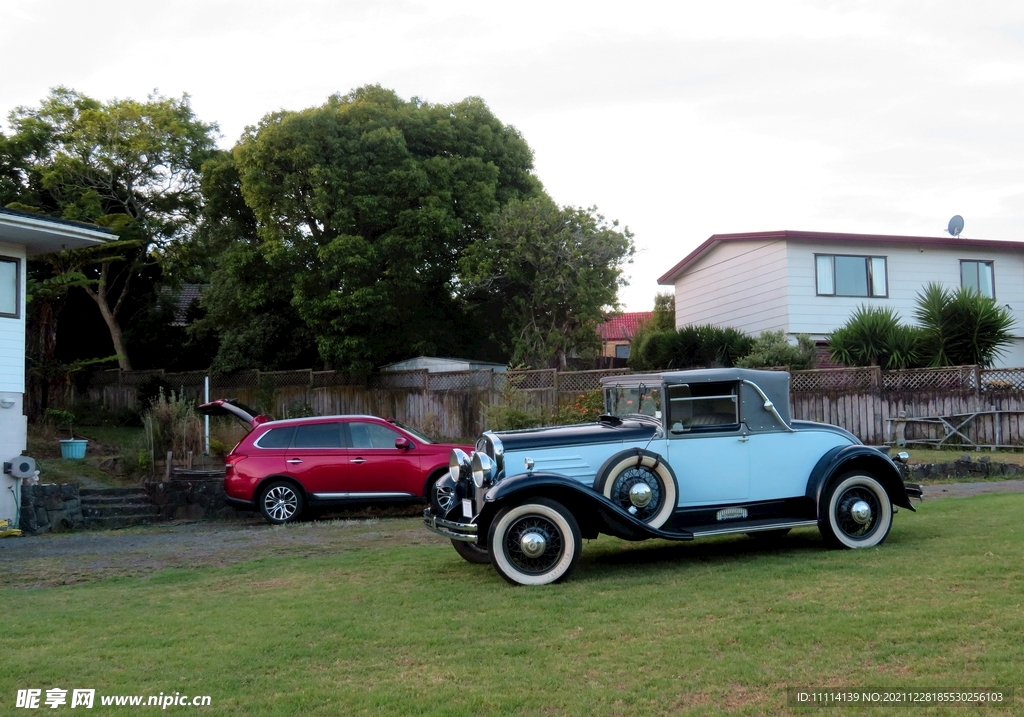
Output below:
[689,519,819,538]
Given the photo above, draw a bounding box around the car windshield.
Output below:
[604,386,662,420]
[391,420,435,444]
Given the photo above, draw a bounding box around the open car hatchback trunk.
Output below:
[197,399,270,430]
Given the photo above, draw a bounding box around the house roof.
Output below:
[598,312,653,341]
[159,284,205,326]
[657,229,1024,285]
[379,356,508,373]
[0,206,114,255]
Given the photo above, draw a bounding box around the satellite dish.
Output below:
[947,215,964,237]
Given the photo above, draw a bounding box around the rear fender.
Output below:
[806,445,915,513]
[482,471,693,542]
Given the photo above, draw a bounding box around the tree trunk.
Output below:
[84,262,133,371]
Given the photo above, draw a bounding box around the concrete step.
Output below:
[79,488,149,498]
[83,515,163,529]
[79,487,161,528]
[81,503,161,518]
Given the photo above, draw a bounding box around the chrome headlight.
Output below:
[471,452,496,488]
[449,448,471,482]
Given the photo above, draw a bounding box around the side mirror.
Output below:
[394,437,412,450]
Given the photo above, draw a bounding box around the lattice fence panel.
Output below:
[312,371,367,388]
[120,369,165,387]
[980,368,1024,392]
[258,370,313,387]
[212,369,259,389]
[369,370,428,390]
[558,369,631,393]
[427,370,494,391]
[164,371,206,389]
[882,366,976,392]
[503,369,556,390]
[790,367,877,393]
[92,369,121,386]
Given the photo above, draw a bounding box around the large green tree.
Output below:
[460,197,635,368]
[1,87,218,369]
[219,85,540,372]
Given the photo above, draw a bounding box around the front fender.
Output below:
[806,445,915,513]
[484,471,693,542]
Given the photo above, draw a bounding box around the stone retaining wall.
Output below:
[145,476,240,521]
[18,483,85,535]
[905,455,1024,481]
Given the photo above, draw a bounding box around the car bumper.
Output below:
[225,496,256,511]
[423,508,479,544]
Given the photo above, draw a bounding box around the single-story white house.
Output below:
[658,230,1024,367]
[0,207,112,527]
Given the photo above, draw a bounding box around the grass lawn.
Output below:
[2,494,1021,715]
[27,425,147,487]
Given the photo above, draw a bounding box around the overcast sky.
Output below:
[3,0,1024,311]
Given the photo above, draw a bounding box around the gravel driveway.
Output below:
[2,480,1022,589]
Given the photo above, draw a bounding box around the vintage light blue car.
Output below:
[425,368,922,585]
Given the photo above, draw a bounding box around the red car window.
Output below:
[293,423,344,448]
[255,426,295,448]
[349,422,402,449]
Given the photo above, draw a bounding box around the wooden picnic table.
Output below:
[886,409,1024,449]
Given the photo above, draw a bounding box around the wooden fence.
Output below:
[71,364,1024,446]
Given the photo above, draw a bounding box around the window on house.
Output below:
[961,260,995,298]
[614,344,630,359]
[815,254,887,297]
[0,257,18,318]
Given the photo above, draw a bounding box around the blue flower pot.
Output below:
[59,439,88,460]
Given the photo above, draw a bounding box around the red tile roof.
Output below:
[598,312,653,341]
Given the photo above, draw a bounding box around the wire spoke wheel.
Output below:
[594,450,678,529]
[488,499,582,586]
[610,466,664,522]
[503,515,564,575]
[835,486,880,539]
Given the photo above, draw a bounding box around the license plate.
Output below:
[462,499,473,519]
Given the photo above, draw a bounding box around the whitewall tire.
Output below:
[594,450,677,529]
[819,472,893,549]
[488,499,581,586]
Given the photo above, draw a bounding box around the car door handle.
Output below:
[738,435,749,442]
[350,458,366,464]
[287,459,303,464]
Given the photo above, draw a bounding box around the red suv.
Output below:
[200,400,472,524]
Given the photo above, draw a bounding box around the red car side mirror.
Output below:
[394,437,412,450]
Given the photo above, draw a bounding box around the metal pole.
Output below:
[204,375,210,455]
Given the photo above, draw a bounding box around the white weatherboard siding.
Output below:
[786,240,1024,332]
[0,241,26,393]
[673,239,790,334]
[0,242,27,527]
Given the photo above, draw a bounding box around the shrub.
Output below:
[736,331,818,370]
[826,306,917,369]
[629,324,753,371]
[915,283,1015,368]
[553,390,604,425]
[142,389,203,461]
[483,378,544,431]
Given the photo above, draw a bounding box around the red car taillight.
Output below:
[224,453,247,475]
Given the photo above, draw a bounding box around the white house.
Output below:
[657,230,1024,367]
[0,207,112,527]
